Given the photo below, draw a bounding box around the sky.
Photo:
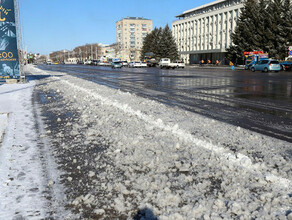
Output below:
[20,0,214,55]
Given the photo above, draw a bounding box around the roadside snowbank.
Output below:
[30,65,292,219]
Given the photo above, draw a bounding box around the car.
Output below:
[111,61,122,68]
[174,61,185,68]
[280,56,292,71]
[91,60,99,66]
[84,60,92,65]
[128,61,135,68]
[140,62,147,68]
[129,61,147,68]
[250,59,281,72]
[46,61,52,65]
[121,61,128,67]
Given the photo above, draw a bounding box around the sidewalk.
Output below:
[0,80,67,219]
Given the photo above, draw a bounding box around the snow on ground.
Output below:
[1,64,292,219]
[30,65,292,219]
[0,113,7,144]
[0,78,70,219]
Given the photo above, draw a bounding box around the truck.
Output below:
[280,56,292,71]
[159,58,185,69]
[144,52,158,67]
[243,51,269,70]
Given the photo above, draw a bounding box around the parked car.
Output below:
[146,58,158,67]
[128,61,135,68]
[84,60,92,65]
[121,61,128,67]
[98,62,111,66]
[91,60,99,66]
[128,61,146,68]
[140,62,147,68]
[111,61,122,68]
[250,59,281,72]
[159,58,183,69]
[46,60,52,65]
[280,56,292,71]
[174,61,185,68]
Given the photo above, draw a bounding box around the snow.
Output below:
[0,64,292,219]
[0,78,70,218]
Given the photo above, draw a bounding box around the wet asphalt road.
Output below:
[36,64,292,143]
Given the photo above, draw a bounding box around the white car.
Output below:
[129,61,147,68]
[84,60,92,65]
[140,62,147,68]
[174,61,185,68]
[121,61,128,67]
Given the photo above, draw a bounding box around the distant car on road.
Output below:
[174,61,185,68]
[111,61,122,68]
[46,60,52,65]
[91,60,99,66]
[129,61,147,68]
[281,56,292,71]
[251,59,281,72]
[121,61,128,67]
[84,60,92,65]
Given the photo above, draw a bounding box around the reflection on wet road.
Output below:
[37,64,292,142]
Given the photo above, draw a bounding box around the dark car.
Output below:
[91,60,99,66]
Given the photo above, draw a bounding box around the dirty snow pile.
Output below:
[29,65,292,219]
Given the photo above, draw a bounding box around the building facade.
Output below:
[116,17,153,61]
[172,0,244,64]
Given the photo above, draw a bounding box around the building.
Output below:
[116,17,153,61]
[172,0,244,64]
[100,44,117,60]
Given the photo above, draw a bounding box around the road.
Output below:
[37,64,292,142]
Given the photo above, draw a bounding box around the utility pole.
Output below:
[91,45,93,60]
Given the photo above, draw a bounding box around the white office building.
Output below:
[172,0,244,64]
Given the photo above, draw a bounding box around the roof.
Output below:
[122,16,151,21]
[176,0,228,18]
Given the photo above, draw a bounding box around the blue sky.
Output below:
[20,0,213,55]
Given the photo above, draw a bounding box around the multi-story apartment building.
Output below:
[116,17,153,61]
[172,0,244,64]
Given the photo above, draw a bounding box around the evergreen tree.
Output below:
[141,25,179,61]
[265,0,287,59]
[227,0,292,61]
[254,0,268,52]
[282,0,292,57]
[140,33,153,60]
[227,0,259,62]
[232,0,259,52]
[151,27,163,59]
[159,24,179,61]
